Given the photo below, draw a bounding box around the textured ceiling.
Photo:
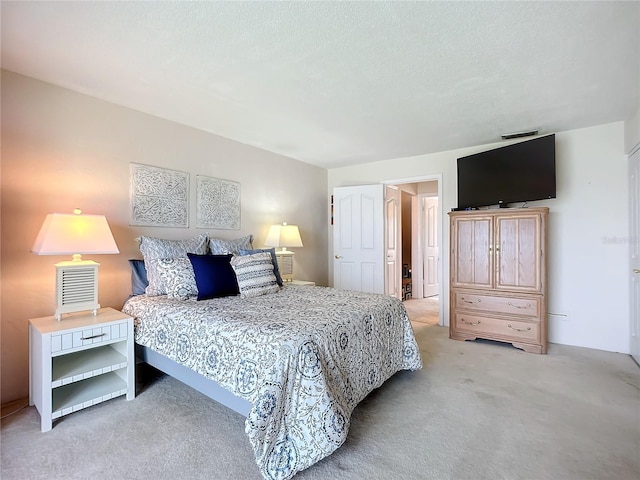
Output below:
[1,1,638,168]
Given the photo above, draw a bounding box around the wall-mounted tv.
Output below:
[456,134,556,209]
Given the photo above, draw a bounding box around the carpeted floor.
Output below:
[2,308,639,480]
[404,296,440,325]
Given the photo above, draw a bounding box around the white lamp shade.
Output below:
[264,223,303,248]
[32,213,119,256]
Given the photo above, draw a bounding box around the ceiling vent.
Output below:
[501,130,539,140]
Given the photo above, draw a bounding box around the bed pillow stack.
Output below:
[134,234,281,300]
[138,234,209,296]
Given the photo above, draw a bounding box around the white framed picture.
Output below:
[130,163,189,227]
[196,175,241,230]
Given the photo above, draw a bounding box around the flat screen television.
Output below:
[456,134,556,209]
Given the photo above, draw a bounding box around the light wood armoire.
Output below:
[448,207,548,354]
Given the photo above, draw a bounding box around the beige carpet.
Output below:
[2,315,639,480]
[404,295,440,325]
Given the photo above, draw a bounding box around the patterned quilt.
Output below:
[122,285,422,480]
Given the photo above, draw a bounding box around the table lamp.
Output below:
[264,222,303,282]
[31,209,119,320]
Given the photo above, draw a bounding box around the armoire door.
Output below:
[494,213,544,293]
[451,215,493,289]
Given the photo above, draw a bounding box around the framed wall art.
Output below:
[130,163,189,227]
[196,175,241,230]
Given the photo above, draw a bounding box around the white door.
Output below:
[630,148,640,364]
[422,196,439,297]
[385,185,401,299]
[333,184,385,293]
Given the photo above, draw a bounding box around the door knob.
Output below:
[634,269,640,274]
[335,255,342,259]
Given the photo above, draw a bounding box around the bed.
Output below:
[122,283,422,480]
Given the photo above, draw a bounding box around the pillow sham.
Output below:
[138,234,208,296]
[128,259,148,296]
[230,252,280,298]
[209,234,253,255]
[156,257,197,300]
[187,253,239,300]
[239,247,283,286]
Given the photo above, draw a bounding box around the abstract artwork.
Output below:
[196,175,241,229]
[130,163,189,227]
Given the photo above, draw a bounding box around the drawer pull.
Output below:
[460,297,481,305]
[460,318,481,326]
[507,324,531,332]
[508,302,532,310]
[80,333,106,341]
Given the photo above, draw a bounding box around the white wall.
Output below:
[625,104,640,154]
[328,122,630,354]
[1,70,329,404]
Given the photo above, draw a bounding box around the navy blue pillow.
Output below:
[187,253,239,300]
[239,247,283,286]
[128,259,149,296]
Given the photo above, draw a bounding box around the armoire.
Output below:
[448,207,548,354]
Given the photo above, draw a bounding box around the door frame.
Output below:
[384,185,402,299]
[629,146,640,365]
[382,174,444,326]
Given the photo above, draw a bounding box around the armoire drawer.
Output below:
[453,291,541,318]
[453,313,540,343]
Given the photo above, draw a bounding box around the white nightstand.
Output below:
[29,307,135,432]
[289,280,315,286]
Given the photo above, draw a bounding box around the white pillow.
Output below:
[156,257,197,300]
[138,234,208,296]
[230,252,280,298]
[209,234,253,255]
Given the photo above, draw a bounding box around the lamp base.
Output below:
[54,260,100,321]
[274,250,294,282]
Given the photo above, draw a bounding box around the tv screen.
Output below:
[457,134,556,209]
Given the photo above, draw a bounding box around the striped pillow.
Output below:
[230,252,280,298]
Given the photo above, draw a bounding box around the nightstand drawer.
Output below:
[454,292,541,318]
[51,321,128,354]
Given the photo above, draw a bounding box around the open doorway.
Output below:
[388,179,441,326]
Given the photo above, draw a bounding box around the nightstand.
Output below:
[29,307,135,432]
[290,280,315,286]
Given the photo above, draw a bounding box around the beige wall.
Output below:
[328,122,630,355]
[1,71,329,405]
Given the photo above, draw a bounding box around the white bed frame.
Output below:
[135,344,252,417]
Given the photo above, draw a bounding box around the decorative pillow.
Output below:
[187,253,239,300]
[209,234,253,255]
[138,234,208,296]
[231,252,280,298]
[239,247,283,286]
[155,257,197,300]
[128,259,148,296]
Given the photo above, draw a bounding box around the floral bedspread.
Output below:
[122,285,422,480]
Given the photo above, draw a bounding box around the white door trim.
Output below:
[629,148,639,365]
[381,174,444,326]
